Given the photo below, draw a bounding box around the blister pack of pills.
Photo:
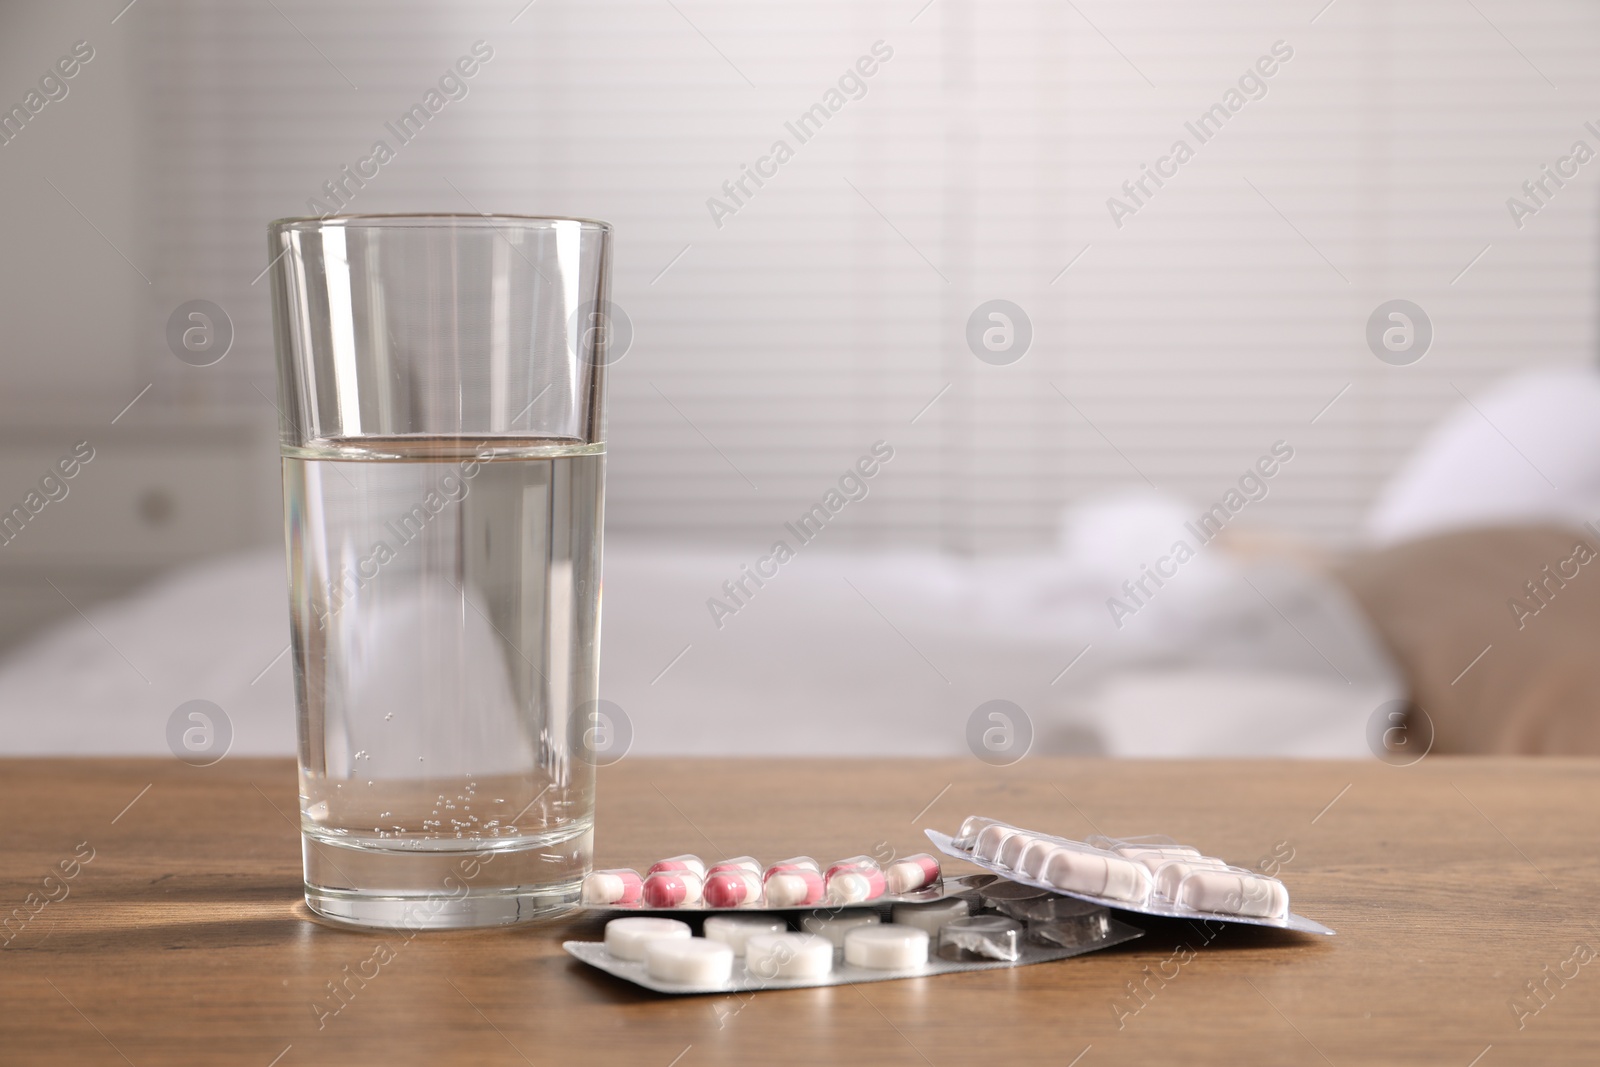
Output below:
[564,882,1144,994]
[926,817,1334,935]
[581,852,981,912]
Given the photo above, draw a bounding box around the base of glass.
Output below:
[300,824,590,930]
[304,884,579,929]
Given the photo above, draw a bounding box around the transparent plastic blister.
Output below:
[581,851,987,915]
[936,915,1024,962]
[930,817,1334,936]
[565,896,1144,995]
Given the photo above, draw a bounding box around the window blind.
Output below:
[137,0,1600,551]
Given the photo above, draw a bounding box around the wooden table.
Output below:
[1,757,1595,1066]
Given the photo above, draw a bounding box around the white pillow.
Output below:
[1364,366,1600,546]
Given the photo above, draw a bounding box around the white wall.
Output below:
[0,1,149,406]
[2,0,1597,561]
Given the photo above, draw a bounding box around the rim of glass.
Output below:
[269,212,611,232]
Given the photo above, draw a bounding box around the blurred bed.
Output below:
[4,368,1599,758]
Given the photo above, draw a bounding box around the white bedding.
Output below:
[16,366,1600,759]
[0,490,1401,759]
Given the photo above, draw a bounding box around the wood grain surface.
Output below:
[0,756,1595,1066]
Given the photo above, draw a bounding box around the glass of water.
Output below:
[267,213,613,928]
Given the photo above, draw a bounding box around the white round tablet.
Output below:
[604,916,692,961]
[703,914,788,956]
[646,937,736,985]
[844,923,930,969]
[799,909,880,947]
[744,932,834,979]
[890,897,971,937]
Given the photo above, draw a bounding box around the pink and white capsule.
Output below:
[581,868,644,906]
[641,869,703,908]
[707,858,763,900]
[762,858,824,906]
[885,853,942,894]
[701,868,761,908]
[710,856,762,878]
[648,854,707,880]
[824,857,887,904]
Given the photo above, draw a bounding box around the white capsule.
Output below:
[972,823,1021,863]
[1093,834,1181,852]
[646,937,735,985]
[1041,847,1153,905]
[1116,844,1204,873]
[745,932,834,979]
[844,924,930,969]
[953,815,1001,850]
[1174,868,1290,920]
[1018,839,1066,879]
[997,832,1041,870]
[1152,857,1229,901]
[604,916,692,961]
[890,897,971,937]
[800,909,880,947]
[703,914,787,956]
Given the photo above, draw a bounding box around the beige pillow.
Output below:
[1334,526,1600,755]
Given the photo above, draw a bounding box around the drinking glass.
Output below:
[267,213,613,928]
